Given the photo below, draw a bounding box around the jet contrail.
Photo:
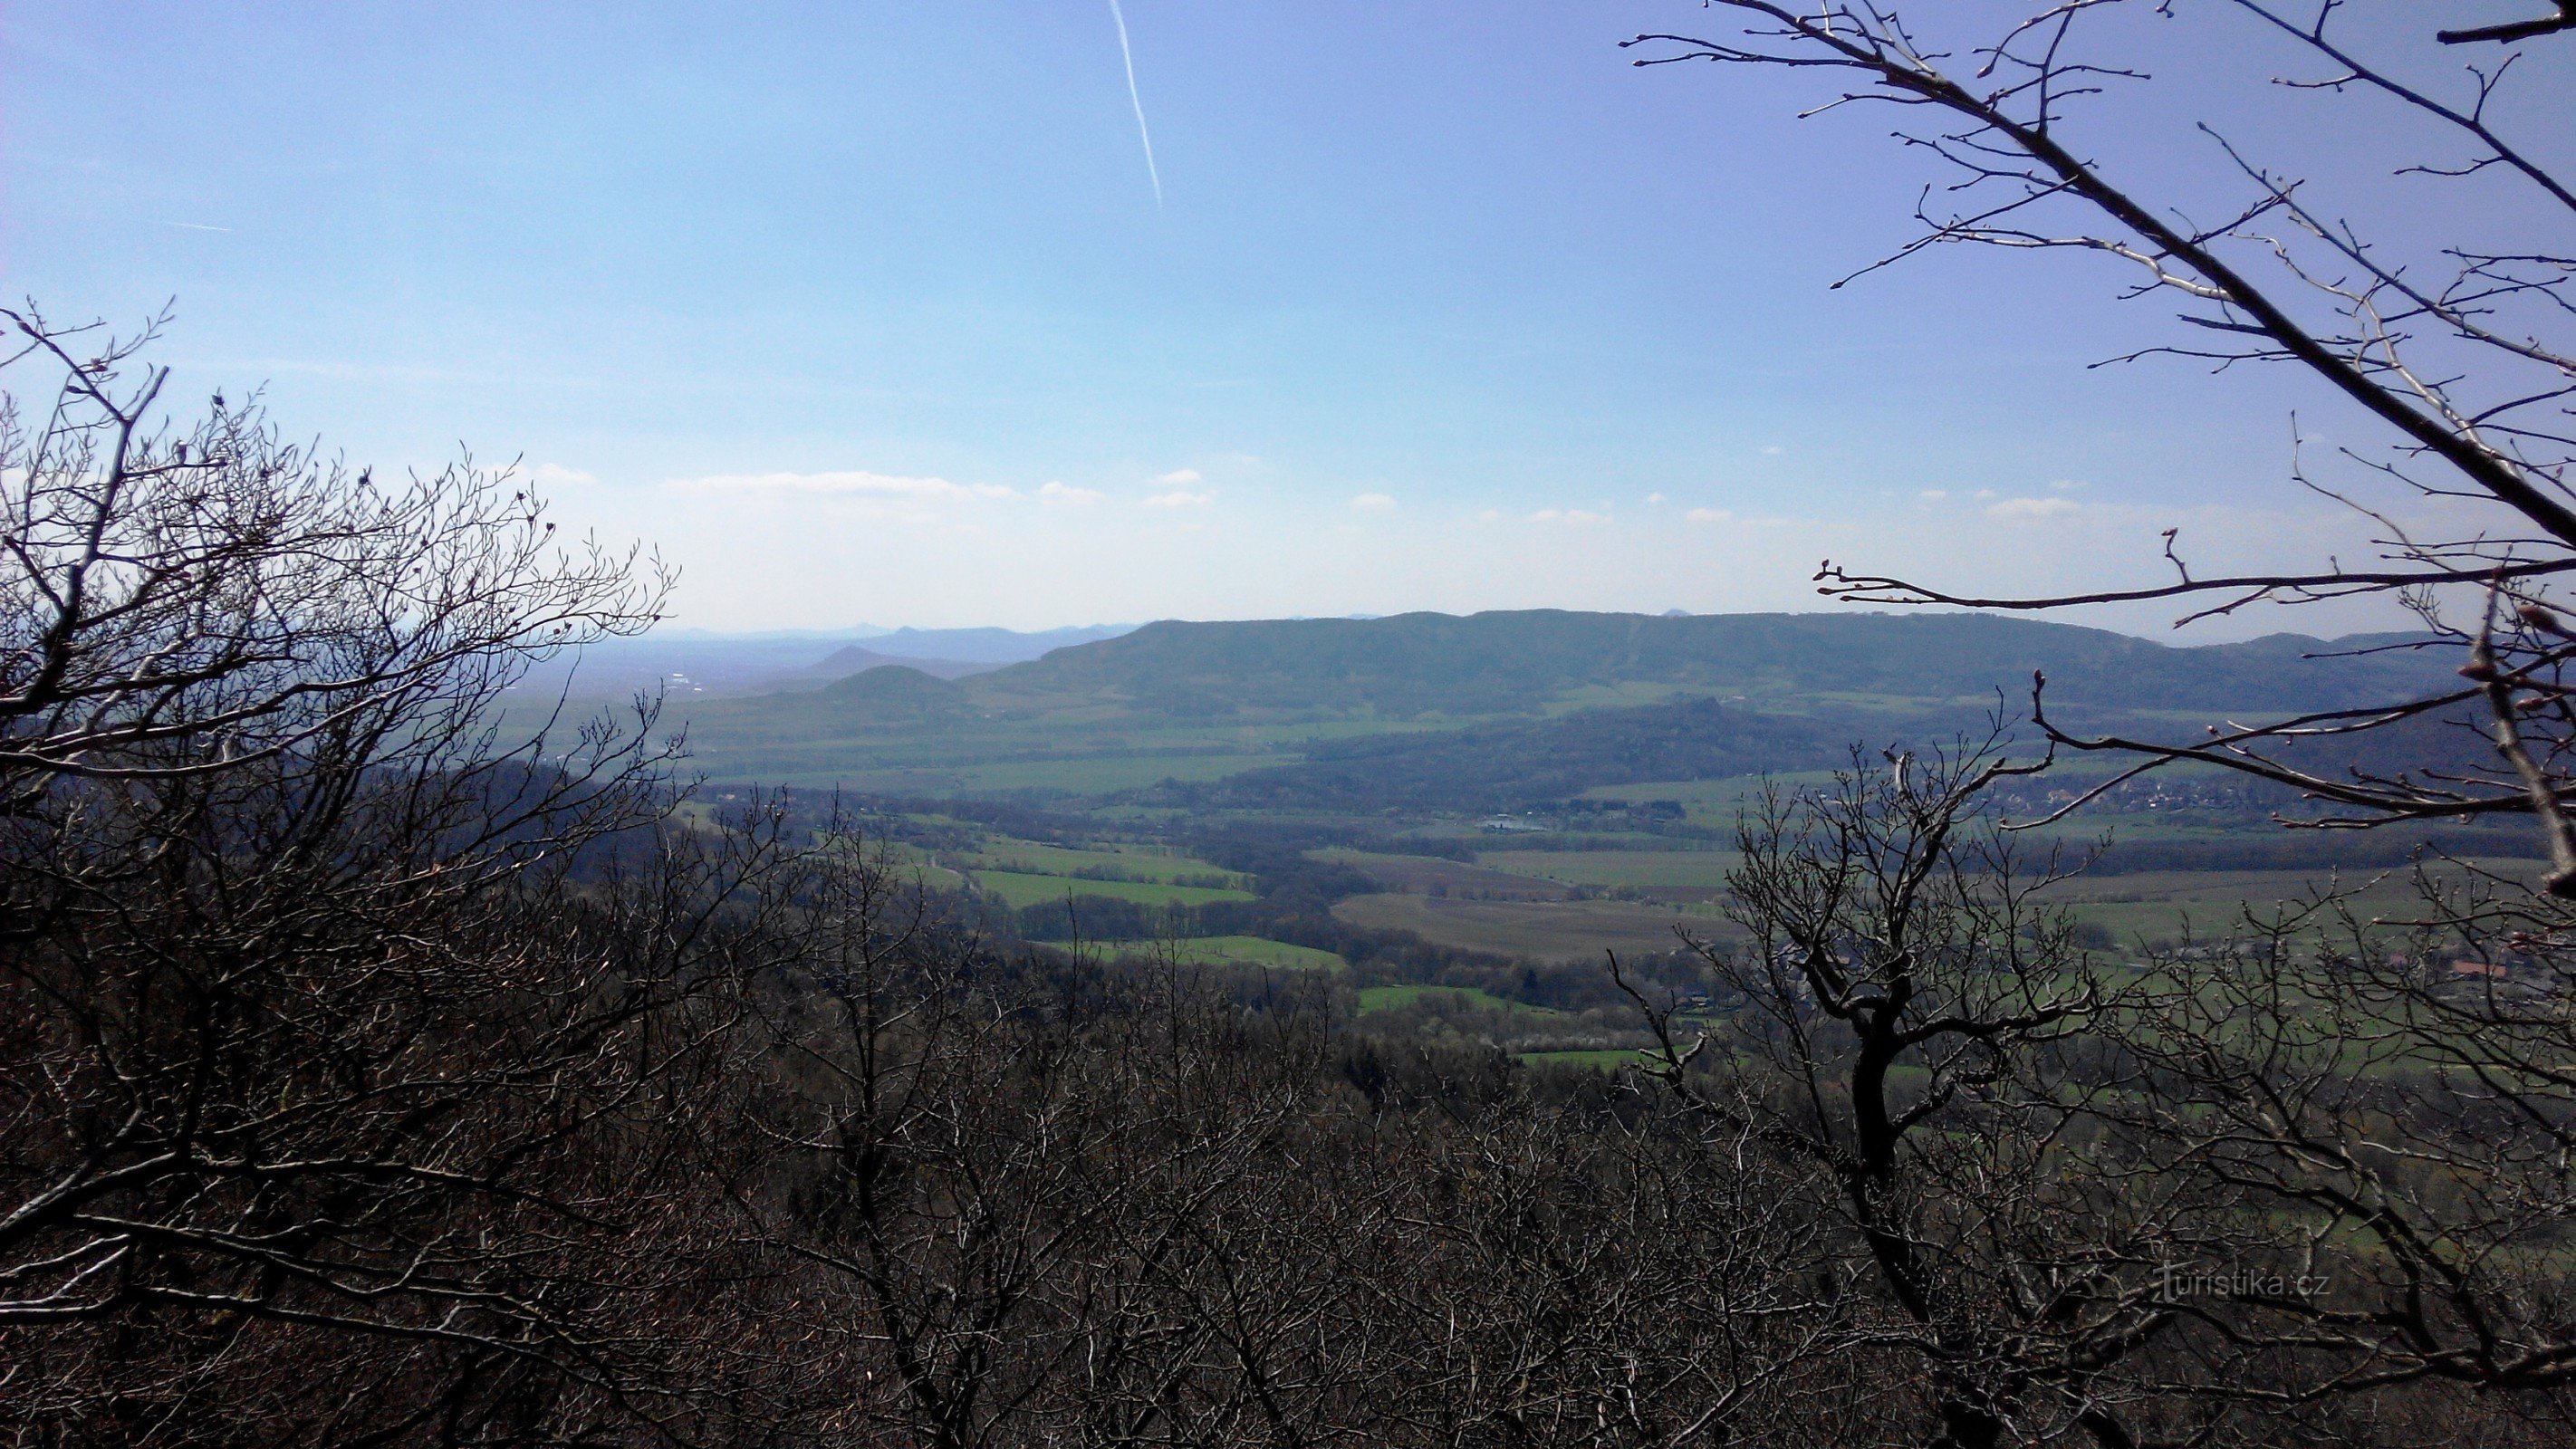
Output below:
[1106,0,1162,208]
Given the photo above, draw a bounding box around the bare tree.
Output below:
[1620,14,2576,1435]
[2096,882,2576,1425]
[0,310,784,1441]
[1626,3,2576,877]
[1345,1090,1850,1449]
[0,306,668,804]
[1620,743,2213,1449]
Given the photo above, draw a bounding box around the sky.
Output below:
[5,2,2569,636]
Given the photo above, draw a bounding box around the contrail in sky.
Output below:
[1106,0,1162,208]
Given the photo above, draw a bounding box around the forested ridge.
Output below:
[969,609,2448,719]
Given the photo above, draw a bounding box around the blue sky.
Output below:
[7,3,2566,633]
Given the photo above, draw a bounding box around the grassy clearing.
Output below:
[1356,984,1552,1014]
[762,752,1269,795]
[1478,849,1736,891]
[1576,763,2150,830]
[872,843,971,892]
[966,840,1245,888]
[1334,894,1726,964]
[1313,849,1571,900]
[937,753,1280,793]
[2039,860,2542,949]
[1541,681,1697,714]
[1519,1049,1646,1070]
[1156,936,1345,971]
[1576,774,1830,826]
[970,870,1256,910]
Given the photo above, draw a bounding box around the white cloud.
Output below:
[1686,507,1735,524]
[1528,507,1608,524]
[1350,492,1397,512]
[2048,477,2088,491]
[1157,468,1203,485]
[531,463,596,487]
[1761,445,1785,456]
[1040,481,1102,504]
[1645,492,1666,505]
[1985,496,2080,520]
[673,469,1014,500]
[1974,488,1998,501]
[1918,489,1948,502]
[1142,489,1213,508]
[1478,508,1504,523]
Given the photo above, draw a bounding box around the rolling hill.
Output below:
[963,610,2445,720]
[794,645,996,682]
[665,609,2461,805]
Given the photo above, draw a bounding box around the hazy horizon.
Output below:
[612,605,2424,651]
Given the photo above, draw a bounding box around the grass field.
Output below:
[1356,984,1552,1014]
[1519,1048,1647,1070]
[966,840,1247,888]
[970,870,1257,909]
[1478,849,1736,892]
[673,701,1489,797]
[1164,936,1345,971]
[1334,860,2543,967]
[1333,893,1727,963]
[1578,763,2157,830]
[741,750,1285,795]
[1315,849,1571,900]
[835,840,973,890]
[1577,774,1828,826]
[2037,859,2543,948]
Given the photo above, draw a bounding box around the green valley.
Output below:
[611,609,2529,981]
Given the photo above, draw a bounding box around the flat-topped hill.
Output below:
[962,609,2439,721]
[663,609,2455,797]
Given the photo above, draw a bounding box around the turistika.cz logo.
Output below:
[2156,1262,2331,1305]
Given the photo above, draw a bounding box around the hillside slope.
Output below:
[663,609,2465,800]
[962,610,2445,721]
[1153,696,1863,812]
[795,645,997,682]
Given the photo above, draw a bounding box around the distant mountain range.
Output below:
[798,646,997,682]
[657,609,2466,801]
[855,624,1132,665]
[553,609,2442,723]
[956,609,2448,721]
[508,622,1136,700]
